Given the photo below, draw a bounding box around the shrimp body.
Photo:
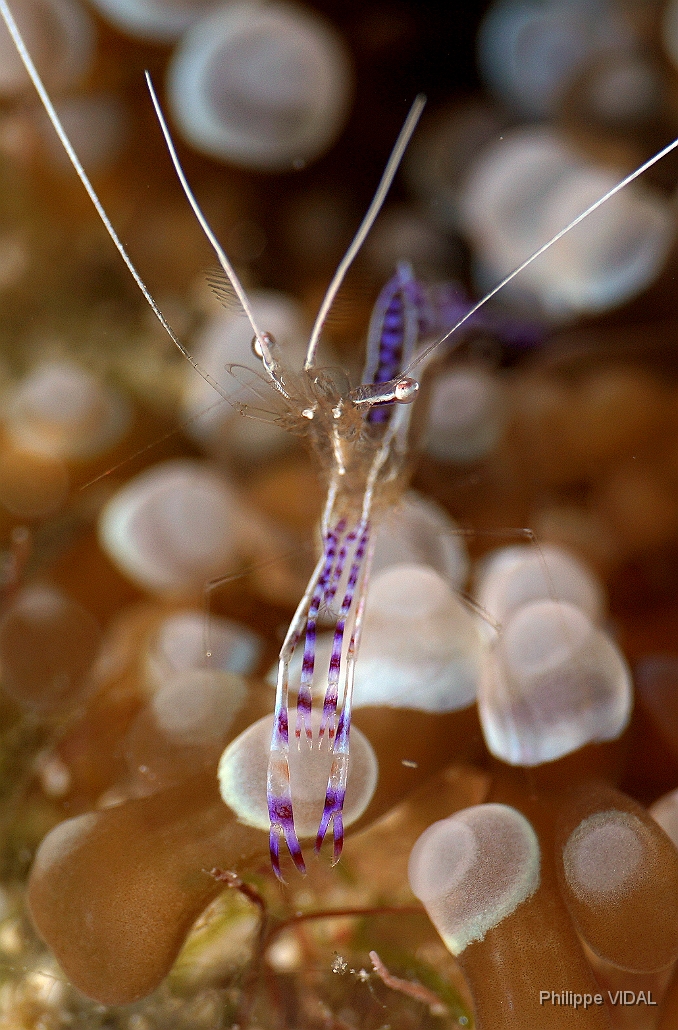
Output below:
[266,262,434,876]
[265,263,544,876]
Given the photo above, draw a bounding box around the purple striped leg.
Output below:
[268,707,306,879]
[268,544,330,879]
[322,523,358,615]
[315,705,350,864]
[318,522,370,745]
[316,532,375,862]
[295,520,345,745]
[315,523,361,748]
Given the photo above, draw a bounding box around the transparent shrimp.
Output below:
[3,0,678,879]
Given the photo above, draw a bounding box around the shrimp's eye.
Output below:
[251,331,276,361]
[394,377,419,403]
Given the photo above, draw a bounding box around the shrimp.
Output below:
[2,0,678,880]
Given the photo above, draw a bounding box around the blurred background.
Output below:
[3,0,677,630]
[3,0,678,1026]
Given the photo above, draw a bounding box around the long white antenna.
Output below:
[402,135,678,378]
[304,94,427,371]
[0,0,239,404]
[143,74,276,376]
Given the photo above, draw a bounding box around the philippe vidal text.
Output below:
[539,990,658,1009]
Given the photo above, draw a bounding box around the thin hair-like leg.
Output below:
[316,535,375,862]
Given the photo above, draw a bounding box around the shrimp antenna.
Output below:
[402,134,678,378]
[304,93,427,371]
[143,74,277,378]
[0,0,240,405]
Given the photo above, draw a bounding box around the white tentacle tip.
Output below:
[408,803,540,955]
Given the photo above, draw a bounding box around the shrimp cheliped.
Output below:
[3,0,678,879]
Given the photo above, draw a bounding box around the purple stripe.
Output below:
[295,519,344,742]
[269,829,281,880]
[363,265,425,427]
[324,525,357,609]
[380,337,402,353]
[334,705,350,750]
[272,702,289,749]
[319,524,370,743]
[296,693,311,716]
[268,774,306,878]
[315,782,346,861]
[316,709,351,862]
